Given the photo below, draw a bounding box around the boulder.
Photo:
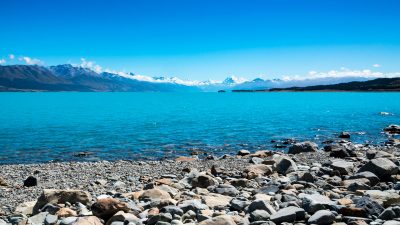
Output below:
[15,201,36,215]
[247,200,276,215]
[202,193,232,209]
[249,210,270,222]
[237,150,250,156]
[384,124,400,134]
[273,155,298,175]
[339,132,351,138]
[191,175,218,188]
[358,158,398,179]
[244,164,273,179]
[288,141,318,154]
[198,215,236,225]
[349,172,380,186]
[139,189,172,202]
[24,176,38,187]
[91,198,130,221]
[34,189,92,213]
[355,196,384,217]
[270,206,305,224]
[302,194,335,213]
[105,211,139,225]
[72,216,103,225]
[308,210,335,225]
[330,160,354,175]
[365,190,400,207]
[215,184,239,196]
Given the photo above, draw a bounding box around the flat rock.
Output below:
[198,215,236,225]
[72,216,103,225]
[365,190,400,207]
[34,189,92,214]
[91,198,130,221]
[302,193,335,213]
[202,193,232,209]
[288,141,318,154]
[330,160,354,175]
[270,206,305,224]
[358,158,399,179]
[273,155,298,175]
[139,189,172,202]
[244,164,273,179]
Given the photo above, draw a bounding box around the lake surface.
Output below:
[0,92,399,164]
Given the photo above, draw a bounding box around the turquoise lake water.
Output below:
[0,92,399,164]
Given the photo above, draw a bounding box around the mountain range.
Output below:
[0,64,393,92]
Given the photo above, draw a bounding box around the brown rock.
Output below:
[202,194,232,208]
[191,175,218,188]
[0,177,8,186]
[337,198,353,206]
[340,207,367,217]
[57,208,78,217]
[175,156,196,162]
[34,189,92,213]
[198,215,236,225]
[139,189,172,202]
[244,164,273,179]
[91,198,130,221]
[105,211,139,225]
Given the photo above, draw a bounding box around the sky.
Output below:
[1,0,400,81]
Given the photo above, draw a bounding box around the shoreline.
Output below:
[1,137,400,224]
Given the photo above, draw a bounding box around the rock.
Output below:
[365,190,400,207]
[230,198,250,211]
[237,150,250,156]
[288,141,318,154]
[0,177,8,186]
[139,189,172,202]
[326,144,356,158]
[175,156,196,162]
[383,221,400,225]
[202,193,232,209]
[358,158,398,179]
[44,214,58,225]
[384,124,400,134]
[34,189,92,213]
[308,210,335,225]
[247,200,276,215]
[379,208,396,220]
[28,212,48,225]
[178,200,208,212]
[91,198,130,221]
[105,211,139,225]
[355,196,384,217]
[160,206,184,216]
[57,208,78,217]
[302,194,335,213]
[198,215,236,225]
[72,216,103,225]
[15,201,36,215]
[330,160,354,175]
[349,172,380,186]
[215,184,239,196]
[249,210,270,222]
[244,164,273,179]
[273,155,298,175]
[211,165,223,176]
[339,132,351,138]
[59,217,78,225]
[191,175,218,188]
[23,176,38,187]
[270,206,305,224]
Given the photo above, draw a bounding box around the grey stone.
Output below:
[247,200,276,215]
[288,142,318,154]
[59,217,78,225]
[302,194,335,213]
[270,206,304,224]
[274,155,298,175]
[379,208,396,220]
[308,210,335,225]
[250,210,270,222]
[350,172,380,186]
[358,158,399,179]
[45,214,58,225]
[161,206,184,216]
[330,160,354,175]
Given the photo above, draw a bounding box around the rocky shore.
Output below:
[1,126,400,225]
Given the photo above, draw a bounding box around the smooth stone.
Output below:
[358,158,399,179]
[288,141,318,154]
[302,194,335,213]
[308,210,335,225]
[250,210,270,222]
[270,206,305,224]
[273,155,298,175]
[247,200,276,215]
[198,215,236,225]
[44,214,58,225]
[330,160,354,175]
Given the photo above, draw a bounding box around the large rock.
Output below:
[91,198,130,221]
[15,201,36,215]
[288,141,318,154]
[139,189,172,202]
[191,175,218,188]
[358,158,399,179]
[365,190,400,207]
[384,124,400,134]
[355,196,384,217]
[302,194,335,213]
[330,160,354,175]
[72,216,103,225]
[105,211,139,225]
[198,215,236,225]
[247,200,276,215]
[244,164,273,179]
[34,189,92,213]
[273,155,298,175]
[202,193,232,209]
[270,206,305,224]
[308,210,335,225]
[350,172,380,186]
[249,210,270,222]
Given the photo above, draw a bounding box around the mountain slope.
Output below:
[0,65,200,92]
[268,78,400,91]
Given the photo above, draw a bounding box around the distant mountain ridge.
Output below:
[1,64,397,92]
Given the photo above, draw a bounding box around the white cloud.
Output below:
[0,59,6,64]
[9,54,15,60]
[80,58,103,73]
[280,67,400,81]
[373,64,381,68]
[18,56,44,65]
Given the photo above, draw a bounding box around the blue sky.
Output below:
[1,0,400,81]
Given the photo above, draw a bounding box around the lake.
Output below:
[0,92,399,164]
